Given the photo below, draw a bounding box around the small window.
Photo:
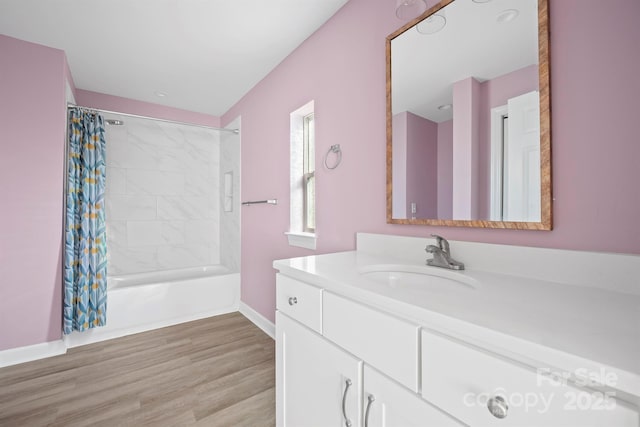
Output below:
[287,101,316,249]
[303,113,315,233]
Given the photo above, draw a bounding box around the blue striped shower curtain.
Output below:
[63,108,108,334]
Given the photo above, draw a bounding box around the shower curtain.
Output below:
[63,108,108,334]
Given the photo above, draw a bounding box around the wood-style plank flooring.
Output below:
[0,312,275,427]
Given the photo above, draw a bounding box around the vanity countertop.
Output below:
[273,250,640,397]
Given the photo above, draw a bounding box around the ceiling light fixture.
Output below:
[437,103,452,110]
[496,9,519,23]
[395,0,427,20]
[416,13,446,34]
[154,91,168,98]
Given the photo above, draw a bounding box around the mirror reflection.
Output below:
[389,0,547,225]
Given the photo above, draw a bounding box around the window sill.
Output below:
[285,232,317,250]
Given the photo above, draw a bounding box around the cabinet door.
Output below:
[277,312,362,427]
[363,365,464,427]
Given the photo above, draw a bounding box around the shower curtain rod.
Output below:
[67,103,239,134]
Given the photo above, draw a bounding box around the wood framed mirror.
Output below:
[386,0,551,229]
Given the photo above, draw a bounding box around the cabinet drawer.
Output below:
[276,274,322,333]
[323,292,420,392]
[422,330,639,427]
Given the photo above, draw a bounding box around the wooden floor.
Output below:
[0,312,275,427]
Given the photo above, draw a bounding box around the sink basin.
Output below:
[359,264,477,291]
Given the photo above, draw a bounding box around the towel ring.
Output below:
[324,144,342,170]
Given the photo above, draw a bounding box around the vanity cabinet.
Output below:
[276,312,362,427]
[421,329,640,427]
[323,292,420,392]
[275,272,639,427]
[363,365,464,427]
[276,275,462,427]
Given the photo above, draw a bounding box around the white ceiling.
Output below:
[392,0,538,122]
[0,0,349,116]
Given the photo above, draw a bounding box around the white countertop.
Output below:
[273,250,640,398]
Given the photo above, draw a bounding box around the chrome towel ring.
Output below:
[324,144,342,170]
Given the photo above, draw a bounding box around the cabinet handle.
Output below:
[487,395,509,419]
[364,394,375,427]
[288,297,298,306]
[342,378,353,427]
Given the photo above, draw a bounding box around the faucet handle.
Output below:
[430,234,450,253]
[425,244,440,254]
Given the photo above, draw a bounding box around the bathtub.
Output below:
[64,266,240,348]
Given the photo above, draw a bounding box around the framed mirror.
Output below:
[386,0,551,229]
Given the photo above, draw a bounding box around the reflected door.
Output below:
[503,90,541,222]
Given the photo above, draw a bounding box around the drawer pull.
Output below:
[364,394,375,427]
[487,395,508,419]
[342,379,353,427]
[288,297,298,306]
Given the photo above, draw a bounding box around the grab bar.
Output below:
[241,199,278,206]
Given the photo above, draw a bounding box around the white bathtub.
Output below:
[64,266,240,348]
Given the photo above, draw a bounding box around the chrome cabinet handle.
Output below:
[364,394,375,427]
[342,379,353,427]
[288,297,297,306]
[487,395,508,419]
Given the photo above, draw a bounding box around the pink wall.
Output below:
[222,0,640,323]
[392,112,408,218]
[0,35,68,351]
[452,77,481,219]
[405,112,437,219]
[481,65,539,113]
[75,90,221,128]
[392,111,438,219]
[437,120,453,219]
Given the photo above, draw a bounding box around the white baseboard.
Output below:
[0,340,67,368]
[239,301,275,339]
[64,306,239,349]
[0,302,268,368]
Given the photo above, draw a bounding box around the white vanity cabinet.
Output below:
[276,312,362,427]
[276,274,464,427]
[421,329,640,427]
[362,365,464,427]
[323,292,420,392]
[275,269,640,427]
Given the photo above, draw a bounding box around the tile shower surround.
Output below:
[219,117,241,273]
[104,115,223,275]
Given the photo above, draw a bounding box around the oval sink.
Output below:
[359,264,477,291]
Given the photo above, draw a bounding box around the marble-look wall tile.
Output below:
[108,135,162,170]
[157,196,215,220]
[157,244,211,269]
[161,221,185,245]
[107,244,158,276]
[107,195,156,221]
[103,114,223,275]
[106,221,127,246]
[127,170,185,195]
[185,220,216,244]
[127,221,164,246]
[219,117,241,273]
[106,167,127,195]
[157,146,189,172]
[185,170,211,195]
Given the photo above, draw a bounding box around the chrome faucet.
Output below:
[425,234,465,270]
